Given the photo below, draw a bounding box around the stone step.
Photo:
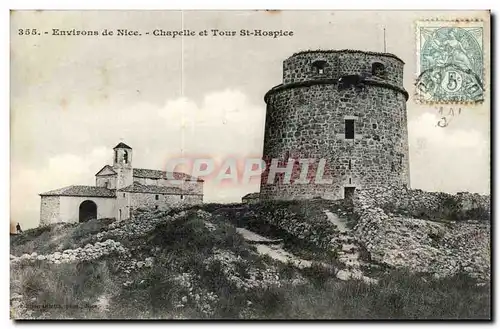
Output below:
[341,243,358,252]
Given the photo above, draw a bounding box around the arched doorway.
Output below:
[79,200,97,222]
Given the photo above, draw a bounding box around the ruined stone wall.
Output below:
[356,185,491,218]
[260,50,409,200]
[353,188,490,281]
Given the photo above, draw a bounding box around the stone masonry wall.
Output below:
[130,193,202,215]
[96,176,117,189]
[39,196,60,226]
[134,177,203,194]
[260,84,409,200]
[261,50,409,200]
[282,50,404,87]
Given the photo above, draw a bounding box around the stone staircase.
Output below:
[324,210,378,284]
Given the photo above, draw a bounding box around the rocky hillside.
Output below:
[10,192,491,319]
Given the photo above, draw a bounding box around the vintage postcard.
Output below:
[10,10,491,320]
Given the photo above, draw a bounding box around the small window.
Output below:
[372,62,386,77]
[123,193,125,197]
[114,150,118,163]
[349,178,352,184]
[345,119,355,139]
[391,163,395,172]
[155,205,158,210]
[104,181,109,189]
[155,195,159,200]
[372,123,378,129]
[180,195,184,200]
[348,159,352,170]
[311,60,327,75]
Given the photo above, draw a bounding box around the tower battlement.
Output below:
[281,49,405,88]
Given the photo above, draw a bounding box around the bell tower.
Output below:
[113,142,133,190]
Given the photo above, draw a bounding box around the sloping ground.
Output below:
[236,228,282,244]
[222,200,378,282]
[10,218,114,256]
[236,227,312,269]
[10,201,491,319]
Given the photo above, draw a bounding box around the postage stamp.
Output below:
[415,20,485,104]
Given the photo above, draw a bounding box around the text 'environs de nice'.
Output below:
[48,28,295,38]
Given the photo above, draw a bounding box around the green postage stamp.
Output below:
[415,20,485,103]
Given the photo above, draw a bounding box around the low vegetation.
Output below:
[10,218,114,256]
[10,202,491,320]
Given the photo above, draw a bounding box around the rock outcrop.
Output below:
[10,239,128,265]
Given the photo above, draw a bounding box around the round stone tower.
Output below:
[260,49,410,200]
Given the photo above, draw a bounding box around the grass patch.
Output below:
[11,259,119,319]
[245,270,490,319]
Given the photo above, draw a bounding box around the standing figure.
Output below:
[16,222,23,234]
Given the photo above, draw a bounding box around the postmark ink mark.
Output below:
[436,106,462,128]
[415,20,484,104]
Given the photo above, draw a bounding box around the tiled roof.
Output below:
[40,185,116,198]
[113,142,132,150]
[133,168,203,182]
[242,192,260,199]
[117,182,202,195]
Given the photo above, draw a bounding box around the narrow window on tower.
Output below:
[114,150,118,163]
[311,60,327,75]
[348,159,352,170]
[345,119,355,139]
[371,62,386,78]
[123,150,128,164]
[155,195,159,200]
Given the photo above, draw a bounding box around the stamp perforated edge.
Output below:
[413,18,487,106]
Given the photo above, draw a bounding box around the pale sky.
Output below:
[10,10,491,229]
